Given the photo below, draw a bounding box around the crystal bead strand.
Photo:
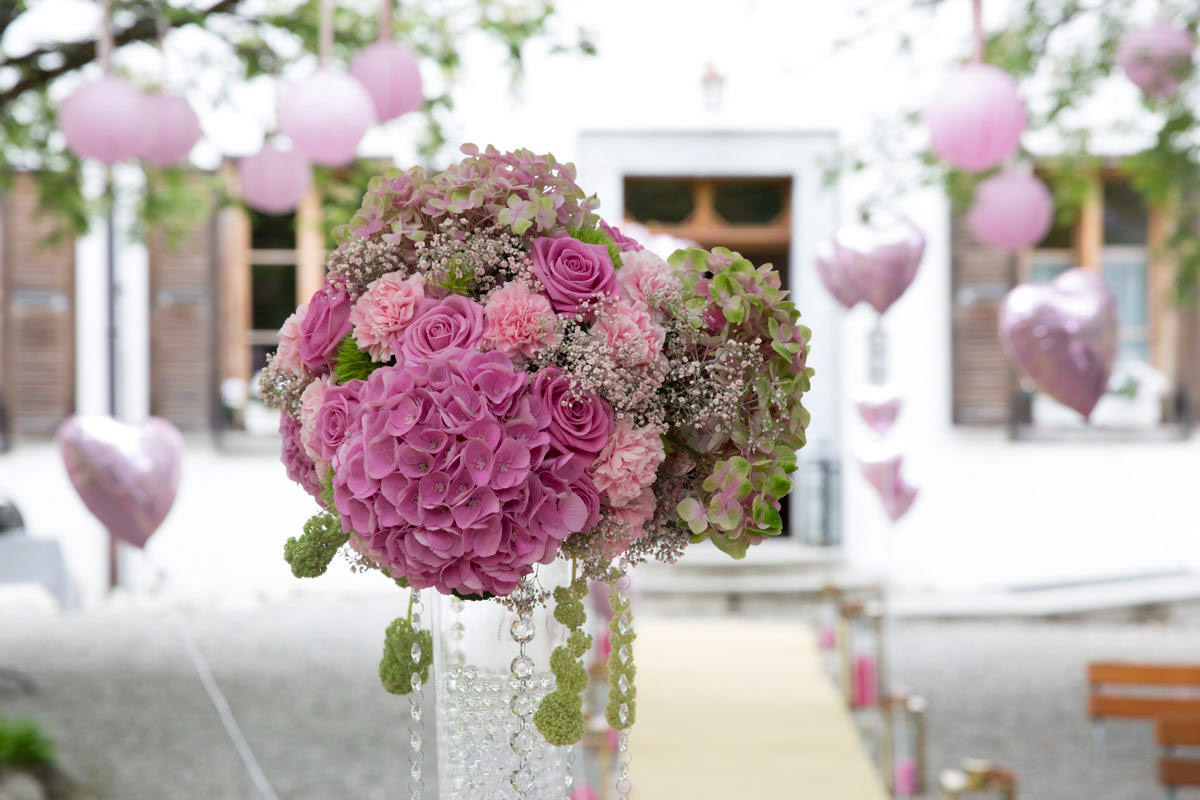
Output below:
[409,589,426,800]
[614,581,633,800]
[564,745,574,798]
[509,577,537,798]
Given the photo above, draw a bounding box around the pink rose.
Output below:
[593,299,666,367]
[589,419,665,507]
[399,295,485,362]
[350,271,427,361]
[274,303,309,376]
[600,219,644,253]
[617,250,681,310]
[483,281,558,358]
[531,236,617,316]
[298,376,331,463]
[299,287,354,374]
[312,380,365,462]
[532,366,614,460]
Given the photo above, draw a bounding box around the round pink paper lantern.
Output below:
[967,170,1054,252]
[138,92,201,167]
[58,76,147,165]
[350,41,424,122]
[239,144,312,215]
[924,63,1027,173]
[1117,21,1194,99]
[278,68,376,167]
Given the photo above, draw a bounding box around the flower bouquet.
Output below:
[261,145,812,797]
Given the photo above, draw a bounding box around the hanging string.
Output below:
[319,0,334,67]
[971,0,984,63]
[97,0,113,72]
[378,0,392,43]
[156,16,170,87]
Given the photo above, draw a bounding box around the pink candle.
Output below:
[894,756,918,796]
[818,624,836,651]
[851,654,878,707]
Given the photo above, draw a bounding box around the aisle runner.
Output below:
[633,618,888,800]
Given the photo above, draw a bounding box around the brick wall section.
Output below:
[2,174,75,437]
[149,215,215,432]
[950,213,1015,425]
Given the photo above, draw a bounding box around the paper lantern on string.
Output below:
[278,68,376,166]
[350,41,424,122]
[1116,21,1195,99]
[138,92,201,167]
[924,64,1027,173]
[967,171,1054,252]
[239,144,312,215]
[58,76,147,165]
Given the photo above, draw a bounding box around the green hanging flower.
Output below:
[378,616,433,696]
[534,576,591,746]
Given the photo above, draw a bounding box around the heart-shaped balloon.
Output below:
[57,415,184,548]
[998,268,1118,420]
[818,222,925,314]
[854,385,903,435]
[880,475,918,522]
[814,238,865,309]
[857,451,902,495]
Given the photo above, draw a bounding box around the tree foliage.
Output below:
[831,0,1200,299]
[0,0,593,241]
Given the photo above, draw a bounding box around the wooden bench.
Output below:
[1088,663,1200,722]
[1088,662,1200,781]
[1157,714,1200,800]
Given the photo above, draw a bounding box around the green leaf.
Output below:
[333,335,386,385]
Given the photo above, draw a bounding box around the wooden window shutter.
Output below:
[2,174,76,437]
[951,213,1014,425]
[149,199,216,432]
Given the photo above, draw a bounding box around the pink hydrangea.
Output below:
[275,303,309,376]
[617,250,680,309]
[280,412,325,504]
[350,271,428,361]
[590,419,666,507]
[483,281,558,359]
[330,347,598,597]
[593,299,666,367]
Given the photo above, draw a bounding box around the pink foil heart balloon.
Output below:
[822,222,925,314]
[814,238,866,309]
[881,475,918,522]
[854,385,903,435]
[57,415,184,549]
[857,450,902,495]
[998,268,1118,420]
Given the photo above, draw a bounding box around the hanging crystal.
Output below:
[409,589,426,800]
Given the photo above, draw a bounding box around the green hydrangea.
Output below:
[378,617,433,696]
[535,576,591,745]
[669,246,813,558]
[283,512,349,578]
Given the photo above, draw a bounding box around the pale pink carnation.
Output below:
[483,281,558,358]
[605,488,657,558]
[298,376,332,464]
[275,303,309,376]
[593,299,666,367]
[617,250,681,310]
[350,271,427,361]
[590,420,666,507]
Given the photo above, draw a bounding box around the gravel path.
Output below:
[4,600,1200,800]
[893,617,1200,800]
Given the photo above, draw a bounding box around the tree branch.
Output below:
[0,0,244,108]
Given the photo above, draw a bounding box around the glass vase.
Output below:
[431,561,572,799]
